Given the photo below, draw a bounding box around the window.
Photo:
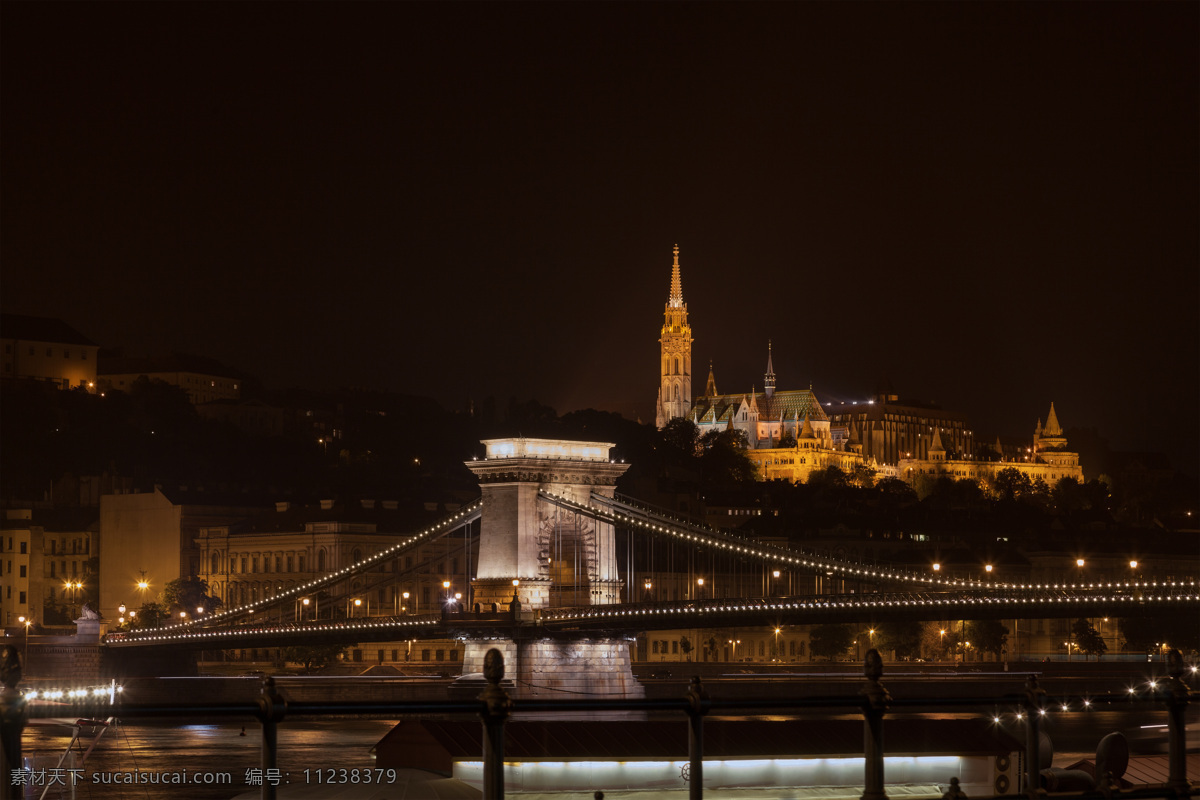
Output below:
[286,556,294,573]
[352,650,362,663]
[240,558,247,573]
[298,555,305,572]
[422,587,430,605]
[19,591,26,604]
[50,562,56,578]
[671,640,678,654]
[211,553,220,574]
[19,565,26,578]
[421,649,431,662]
[20,542,27,554]
[436,649,445,661]
[317,551,326,572]
[450,650,458,662]
[391,649,398,661]
[377,649,384,662]
[405,556,413,569]
[275,556,282,573]
[653,640,659,654]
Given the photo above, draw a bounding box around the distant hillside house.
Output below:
[1,313,99,391]
[98,352,242,404]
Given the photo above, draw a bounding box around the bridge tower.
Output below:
[465,438,629,610]
[464,438,642,698]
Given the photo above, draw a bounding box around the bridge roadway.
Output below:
[104,583,1198,650]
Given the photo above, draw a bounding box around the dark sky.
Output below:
[3,3,1197,471]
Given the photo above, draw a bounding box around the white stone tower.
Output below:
[656,245,694,428]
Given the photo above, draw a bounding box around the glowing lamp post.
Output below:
[402,591,410,615]
[696,577,705,600]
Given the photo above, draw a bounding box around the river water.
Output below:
[17,707,1194,799]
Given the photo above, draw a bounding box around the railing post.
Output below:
[256,676,288,800]
[1164,648,1191,794]
[685,675,709,800]
[861,649,890,800]
[0,646,27,800]
[1023,674,1046,799]
[479,648,512,800]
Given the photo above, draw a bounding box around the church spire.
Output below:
[656,245,693,429]
[764,340,776,398]
[668,243,684,308]
[705,360,718,397]
[1044,402,1063,437]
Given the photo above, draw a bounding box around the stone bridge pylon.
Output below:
[463,438,642,698]
[465,437,629,610]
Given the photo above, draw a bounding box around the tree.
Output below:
[966,619,1009,659]
[991,467,1032,501]
[661,418,702,460]
[679,635,693,662]
[129,601,164,630]
[1071,618,1107,660]
[849,464,877,489]
[699,429,757,486]
[778,431,797,448]
[878,620,922,660]
[281,644,345,674]
[163,577,223,617]
[1118,613,1200,654]
[809,624,854,661]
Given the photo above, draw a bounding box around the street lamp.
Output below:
[774,628,782,661]
[939,629,946,660]
[984,564,993,575]
[302,597,311,620]
[696,577,705,600]
[18,616,31,666]
[402,591,410,614]
[354,598,362,616]
[443,580,452,605]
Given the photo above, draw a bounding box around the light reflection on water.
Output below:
[20,706,1193,799]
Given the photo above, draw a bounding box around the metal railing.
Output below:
[1,644,1195,800]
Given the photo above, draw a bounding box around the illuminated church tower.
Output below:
[655,245,693,429]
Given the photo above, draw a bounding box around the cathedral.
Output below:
[654,247,867,482]
[654,247,1083,490]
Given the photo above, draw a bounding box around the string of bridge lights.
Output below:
[112,588,1199,645]
[542,490,1196,593]
[539,588,1200,623]
[119,502,483,640]
[111,616,441,645]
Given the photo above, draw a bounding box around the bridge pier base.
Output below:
[464,637,644,700]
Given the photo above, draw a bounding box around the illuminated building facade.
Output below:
[898,403,1082,492]
[826,385,974,465]
[652,251,870,482]
[0,314,99,391]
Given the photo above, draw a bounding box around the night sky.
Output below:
[3,3,1197,471]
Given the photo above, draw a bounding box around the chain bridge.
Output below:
[105,439,1198,693]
